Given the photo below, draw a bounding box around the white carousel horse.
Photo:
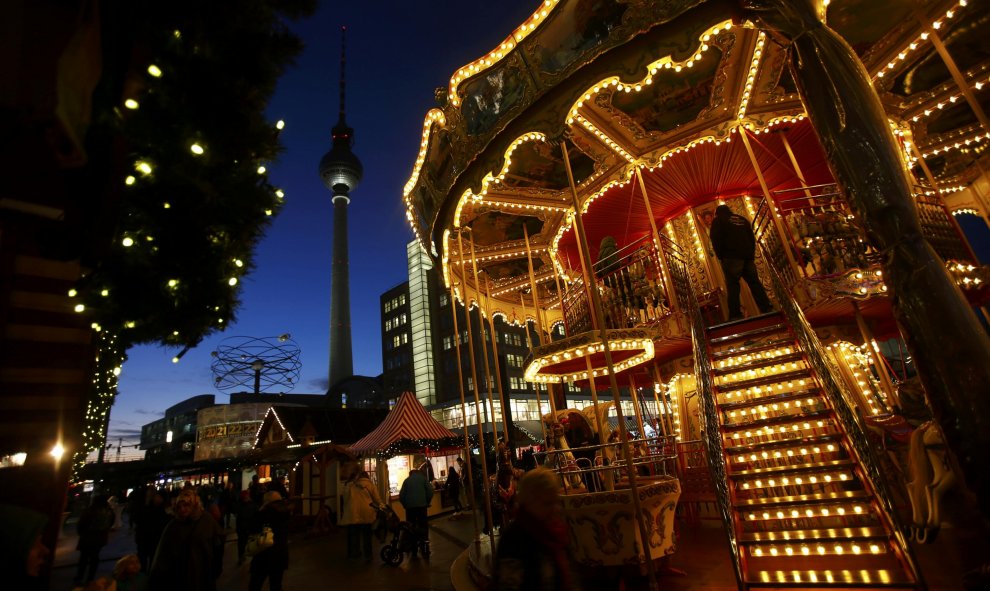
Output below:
[905,420,956,543]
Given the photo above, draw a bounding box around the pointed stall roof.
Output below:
[349,392,462,459]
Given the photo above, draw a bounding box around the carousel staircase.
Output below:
[705,313,921,589]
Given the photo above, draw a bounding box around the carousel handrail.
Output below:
[756,243,925,586]
[659,234,744,585]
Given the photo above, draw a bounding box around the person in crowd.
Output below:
[134,490,170,572]
[248,491,291,591]
[493,467,578,590]
[708,204,774,321]
[417,458,435,483]
[455,457,469,508]
[235,490,258,566]
[493,464,517,530]
[0,503,50,589]
[149,488,225,591]
[219,481,236,530]
[340,470,382,561]
[446,461,463,514]
[74,494,115,586]
[113,554,148,591]
[399,466,434,558]
[248,475,265,506]
[267,475,289,499]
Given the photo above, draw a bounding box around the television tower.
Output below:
[318,26,362,388]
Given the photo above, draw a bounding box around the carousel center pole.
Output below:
[561,140,658,589]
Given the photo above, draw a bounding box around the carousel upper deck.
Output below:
[403,1,990,589]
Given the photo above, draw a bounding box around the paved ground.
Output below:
[49,508,976,591]
[51,511,480,591]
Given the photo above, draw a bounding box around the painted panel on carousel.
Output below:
[499,140,595,190]
[563,478,681,568]
[460,57,530,137]
[608,43,723,136]
[533,0,628,75]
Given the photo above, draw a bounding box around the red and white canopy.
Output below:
[348,391,460,458]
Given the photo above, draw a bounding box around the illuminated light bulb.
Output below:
[68,288,78,297]
[817,545,826,555]
[276,120,285,130]
[190,143,204,155]
[163,202,170,209]
[228,277,238,286]
[125,175,135,185]
[74,304,85,313]
[172,356,180,363]
[168,279,178,287]
[124,99,139,110]
[136,161,152,175]
[802,546,810,555]
[122,237,134,247]
[257,166,267,174]
[100,289,109,297]
[147,64,163,77]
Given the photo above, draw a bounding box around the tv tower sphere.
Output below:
[319,128,363,196]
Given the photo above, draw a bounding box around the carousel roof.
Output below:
[348,391,460,458]
[403,0,988,315]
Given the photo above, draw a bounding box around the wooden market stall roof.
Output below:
[349,392,461,458]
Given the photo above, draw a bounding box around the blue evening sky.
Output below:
[109,1,540,443]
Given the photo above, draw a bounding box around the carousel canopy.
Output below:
[348,391,461,458]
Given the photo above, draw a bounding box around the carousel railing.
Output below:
[756,242,925,585]
[912,184,977,263]
[661,234,744,584]
[755,182,978,286]
[539,434,678,493]
[755,184,880,281]
[560,234,673,336]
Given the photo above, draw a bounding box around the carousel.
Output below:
[403,0,990,589]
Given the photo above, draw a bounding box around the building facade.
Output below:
[381,240,586,439]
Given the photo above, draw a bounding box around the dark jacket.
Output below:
[399,470,434,509]
[709,206,756,260]
[150,510,225,591]
[493,508,579,591]
[252,500,291,570]
[77,502,114,551]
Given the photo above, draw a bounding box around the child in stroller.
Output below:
[373,503,431,565]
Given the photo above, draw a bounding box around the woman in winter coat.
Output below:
[339,471,382,560]
[74,495,115,586]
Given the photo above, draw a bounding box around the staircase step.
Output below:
[713,352,805,376]
[724,433,844,455]
[737,490,870,509]
[720,408,832,432]
[745,567,914,587]
[709,322,788,347]
[711,336,795,360]
[715,368,813,392]
[740,526,890,544]
[719,388,821,411]
[730,458,855,479]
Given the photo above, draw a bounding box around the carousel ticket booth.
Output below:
[401,0,990,588]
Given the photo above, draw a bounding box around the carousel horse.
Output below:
[545,421,584,490]
[905,420,956,543]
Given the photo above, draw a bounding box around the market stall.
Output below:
[349,392,465,520]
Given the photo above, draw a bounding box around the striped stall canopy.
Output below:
[348,391,460,458]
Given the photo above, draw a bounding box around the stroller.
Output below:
[373,503,431,565]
